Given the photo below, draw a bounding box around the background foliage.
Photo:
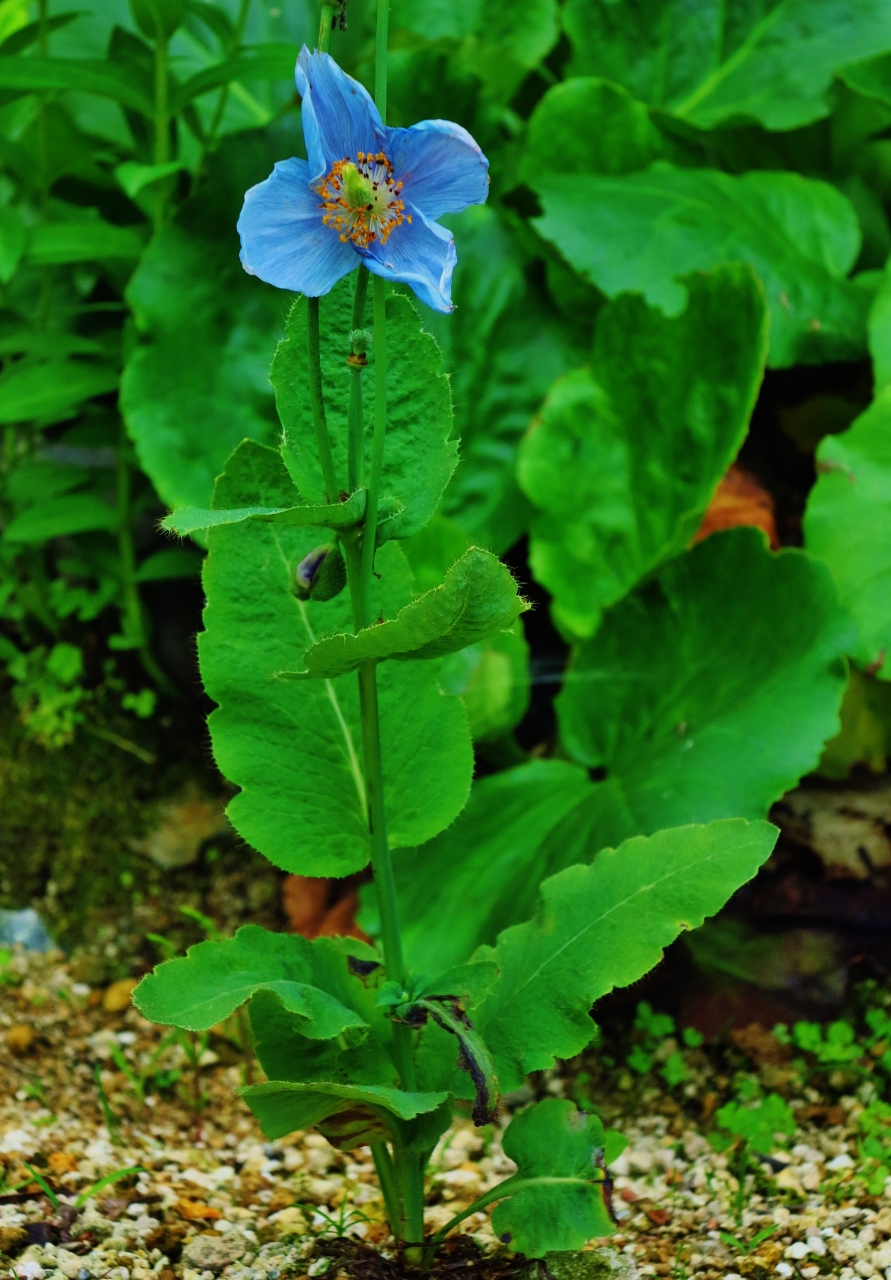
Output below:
[2,0,891,950]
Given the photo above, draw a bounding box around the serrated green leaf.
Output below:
[248,986,394,1089]
[294,548,526,679]
[804,388,891,675]
[564,0,891,131]
[477,820,777,1089]
[133,924,370,1036]
[557,529,855,834]
[532,163,867,368]
[200,440,472,877]
[240,1079,449,1148]
[0,55,153,115]
[0,361,118,425]
[121,136,285,513]
[3,493,118,542]
[518,265,768,638]
[488,1100,612,1256]
[273,279,456,542]
[162,490,366,537]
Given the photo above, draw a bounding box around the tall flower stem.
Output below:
[307,298,340,503]
[347,266,368,491]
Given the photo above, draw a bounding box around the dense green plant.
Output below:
[5,0,891,1262]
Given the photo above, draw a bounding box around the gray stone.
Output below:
[182,1236,248,1273]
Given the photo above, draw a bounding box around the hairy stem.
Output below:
[357,273,388,618]
[307,298,341,502]
[318,1,335,52]
[374,0,389,122]
[347,268,368,491]
[371,1143,401,1235]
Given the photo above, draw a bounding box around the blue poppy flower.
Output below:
[237,47,489,313]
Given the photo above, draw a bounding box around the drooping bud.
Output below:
[295,544,347,602]
[295,545,329,599]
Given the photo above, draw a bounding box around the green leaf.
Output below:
[804,388,891,674]
[463,0,558,100]
[162,490,366,537]
[129,0,185,41]
[134,924,371,1035]
[171,45,297,110]
[532,163,868,368]
[868,257,891,393]
[521,77,663,184]
[133,547,203,582]
[115,160,188,199]
[838,53,891,110]
[490,1100,613,1256]
[477,819,778,1090]
[518,265,769,638]
[200,440,472,877]
[0,361,118,425]
[563,0,891,130]
[437,209,582,553]
[3,493,117,542]
[557,529,854,835]
[294,548,526,679]
[26,220,144,265]
[273,279,456,542]
[438,623,530,744]
[0,55,153,115]
[121,136,286,513]
[0,206,26,284]
[366,761,595,974]
[240,1079,448,1148]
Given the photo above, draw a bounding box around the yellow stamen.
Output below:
[316,151,406,249]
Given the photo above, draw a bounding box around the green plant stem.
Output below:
[357,273,388,618]
[347,267,369,490]
[371,1143,401,1234]
[318,1,335,52]
[153,36,170,233]
[307,298,341,502]
[374,0,389,121]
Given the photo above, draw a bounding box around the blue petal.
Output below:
[360,204,456,313]
[296,46,386,181]
[237,157,357,296]
[386,120,489,220]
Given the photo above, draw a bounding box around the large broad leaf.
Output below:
[240,1080,449,1149]
[437,209,583,553]
[133,925,370,1036]
[518,265,768,638]
[273,279,456,542]
[162,490,366,537]
[557,529,853,832]
[563,0,891,131]
[804,388,891,676]
[294,548,526,679]
[200,440,473,876]
[121,136,285,513]
[476,819,778,1089]
[363,761,595,974]
[439,623,531,744]
[532,162,868,368]
[0,361,118,424]
[490,1101,613,1256]
[521,77,663,184]
[378,531,852,973]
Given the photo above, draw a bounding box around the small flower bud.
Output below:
[295,545,330,599]
[347,329,371,367]
[294,544,346,602]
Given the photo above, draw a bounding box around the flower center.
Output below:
[316,152,410,248]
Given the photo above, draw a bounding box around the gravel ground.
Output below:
[2,949,890,1280]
